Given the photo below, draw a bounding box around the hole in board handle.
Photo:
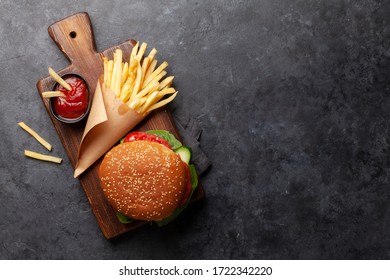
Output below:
[69,31,77,39]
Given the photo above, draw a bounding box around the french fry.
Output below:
[114,49,123,97]
[140,91,159,113]
[147,71,167,88]
[144,59,157,82]
[128,58,138,75]
[106,60,114,88]
[24,150,62,164]
[134,81,160,100]
[18,122,52,151]
[103,56,108,85]
[129,42,139,65]
[129,58,143,103]
[140,57,151,86]
[134,96,147,111]
[146,92,178,112]
[158,87,176,97]
[136,42,148,61]
[110,51,118,93]
[148,48,157,61]
[159,76,174,90]
[42,91,66,98]
[153,88,176,105]
[120,72,135,102]
[121,62,129,86]
[48,67,71,91]
[128,98,141,110]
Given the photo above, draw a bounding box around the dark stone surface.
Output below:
[1,0,390,259]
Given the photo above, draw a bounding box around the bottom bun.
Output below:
[99,140,187,221]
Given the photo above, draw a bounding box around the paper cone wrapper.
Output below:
[74,77,145,178]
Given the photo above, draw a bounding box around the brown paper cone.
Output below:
[74,77,146,178]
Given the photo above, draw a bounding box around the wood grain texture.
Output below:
[36,12,204,239]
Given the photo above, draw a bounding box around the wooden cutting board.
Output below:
[36,12,204,239]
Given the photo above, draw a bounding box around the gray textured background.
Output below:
[1,0,390,259]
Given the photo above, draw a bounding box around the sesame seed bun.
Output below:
[99,141,188,221]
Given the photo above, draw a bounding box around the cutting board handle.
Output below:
[48,12,98,66]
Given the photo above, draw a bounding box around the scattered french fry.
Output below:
[18,122,52,151]
[48,67,71,91]
[24,150,62,164]
[102,42,178,114]
[42,91,66,98]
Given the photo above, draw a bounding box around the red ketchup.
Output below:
[53,76,89,120]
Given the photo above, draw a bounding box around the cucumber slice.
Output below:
[175,146,192,164]
[116,212,133,224]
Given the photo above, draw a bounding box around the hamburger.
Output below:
[99,130,197,225]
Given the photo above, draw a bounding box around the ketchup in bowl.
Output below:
[50,74,90,123]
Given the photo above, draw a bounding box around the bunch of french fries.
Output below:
[103,42,177,114]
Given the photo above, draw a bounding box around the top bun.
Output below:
[99,140,187,221]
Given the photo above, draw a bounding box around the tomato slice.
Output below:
[179,162,192,207]
[123,131,172,149]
